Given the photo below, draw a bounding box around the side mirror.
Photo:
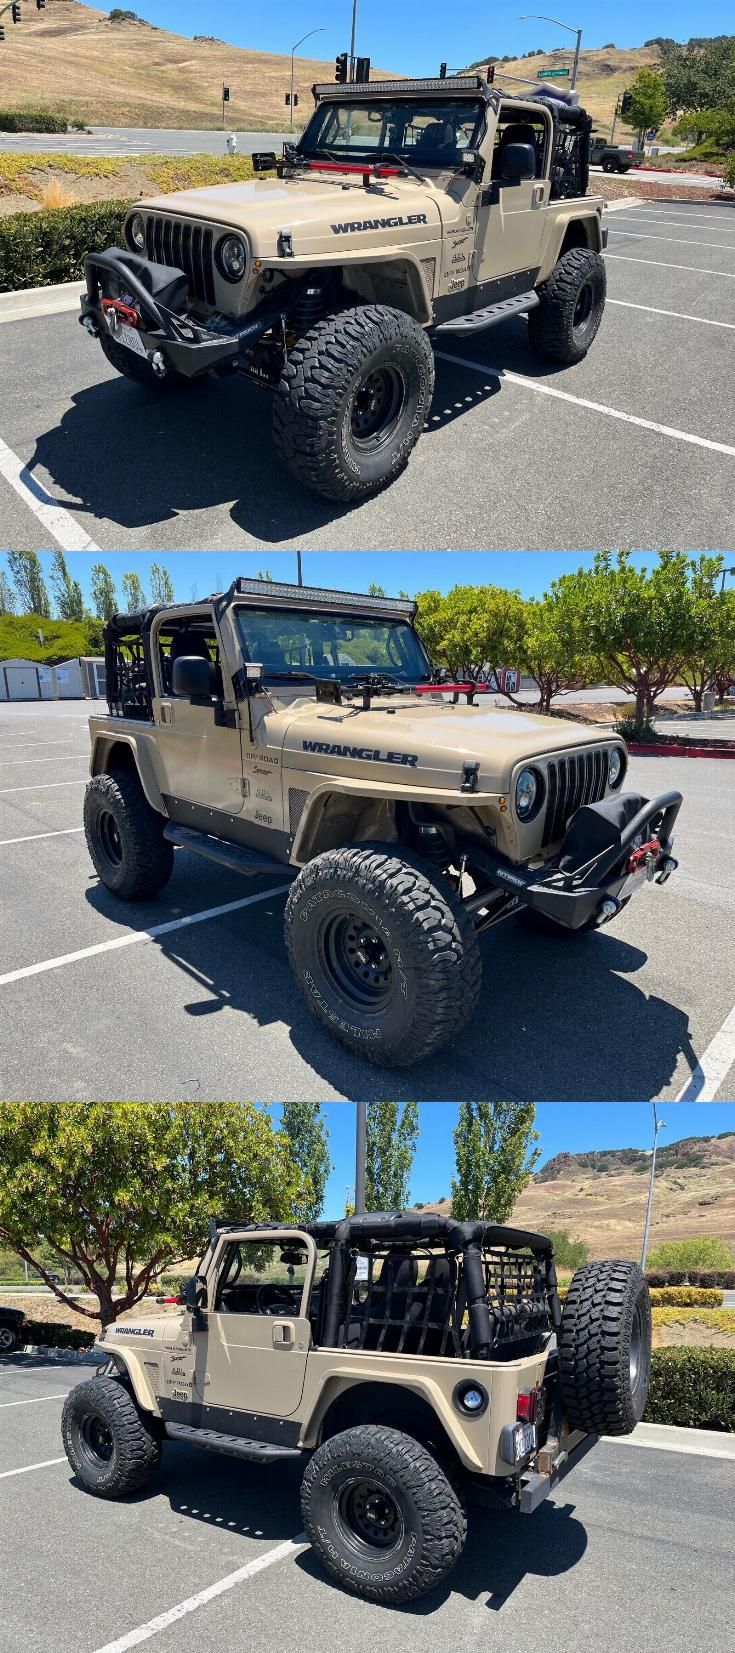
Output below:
[183,1275,207,1312]
[252,151,278,172]
[171,656,216,698]
[501,142,536,183]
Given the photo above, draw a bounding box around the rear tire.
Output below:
[273,304,434,501]
[301,1425,467,1603]
[98,328,191,390]
[62,1377,161,1497]
[558,1260,652,1435]
[528,247,606,365]
[84,771,174,900]
[284,844,482,1066]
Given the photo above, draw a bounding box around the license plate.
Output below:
[107,317,147,358]
[618,861,657,900]
[516,1422,536,1459]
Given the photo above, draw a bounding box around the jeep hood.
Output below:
[281,697,615,791]
[98,1317,168,1350]
[135,175,443,259]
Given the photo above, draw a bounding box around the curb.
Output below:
[627,741,735,759]
[0,279,86,325]
[15,1343,104,1364]
[604,1421,735,1460]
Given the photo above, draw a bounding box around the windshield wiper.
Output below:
[372,151,426,185]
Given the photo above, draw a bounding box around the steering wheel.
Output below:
[256,1284,295,1316]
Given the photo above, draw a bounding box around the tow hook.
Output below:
[596,898,620,926]
[101,296,142,333]
[149,350,168,379]
[655,856,678,885]
[626,838,661,879]
[81,315,99,338]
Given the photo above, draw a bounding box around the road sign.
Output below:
[499,667,521,694]
[537,68,570,78]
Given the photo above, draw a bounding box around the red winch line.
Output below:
[101,297,142,328]
[303,159,402,175]
[413,682,491,696]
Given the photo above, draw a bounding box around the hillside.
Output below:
[463,43,663,135]
[0,2,394,130]
[421,1134,735,1261]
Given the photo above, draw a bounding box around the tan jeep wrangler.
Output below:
[83,578,681,1067]
[61,1212,652,1604]
[79,72,608,500]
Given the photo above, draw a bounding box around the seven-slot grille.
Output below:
[542,747,609,847]
[144,216,216,305]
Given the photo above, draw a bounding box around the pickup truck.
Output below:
[589,137,643,174]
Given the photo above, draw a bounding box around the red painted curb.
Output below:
[627,742,735,759]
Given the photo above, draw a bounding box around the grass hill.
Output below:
[421,1134,735,1261]
[463,44,663,136]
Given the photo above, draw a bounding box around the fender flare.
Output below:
[539,209,603,279]
[300,1370,486,1471]
[101,1348,163,1418]
[89,731,167,815]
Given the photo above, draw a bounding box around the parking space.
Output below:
[1,1355,732,1653]
[0,201,733,551]
[1,701,733,1104]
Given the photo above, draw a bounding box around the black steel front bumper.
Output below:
[467,788,682,932]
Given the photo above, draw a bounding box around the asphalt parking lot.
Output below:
[1,699,733,1104]
[0,198,733,551]
[1,1353,732,1653]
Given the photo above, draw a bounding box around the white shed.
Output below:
[0,656,105,700]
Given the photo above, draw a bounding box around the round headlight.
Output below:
[515,767,538,820]
[127,212,146,253]
[217,234,247,282]
[608,747,625,789]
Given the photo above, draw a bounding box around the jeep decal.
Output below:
[331,214,428,234]
[114,1325,155,1337]
[302,740,418,765]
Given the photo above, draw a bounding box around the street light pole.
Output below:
[349,0,358,80]
[296,552,303,586]
[290,26,325,133]
[355,1103,367,1213]
[518,14,583,90]
[641,1104,666,1271]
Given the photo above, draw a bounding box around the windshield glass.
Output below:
[234,606,431,684]
[298,97,484,167]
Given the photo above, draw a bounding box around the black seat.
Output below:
[345,1252,418,1350]
[402,1256,456,1354]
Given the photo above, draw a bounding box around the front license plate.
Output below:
[107,317,147,358]
[618,862,657,901]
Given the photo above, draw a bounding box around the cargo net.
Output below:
[341,1244,551,1359]
[106,633,152,720]
[549,112,591,199]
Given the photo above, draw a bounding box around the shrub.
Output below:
[645,1348,735,1430]
[615,714,657,741]
[652,1308,735,1331]
[724,152,735,190]
[0,200,130,292]
[548,1229,590,1270]
[648,1237,735,1272]
[646,1270,735,1288]
[649,1287,723,1307]
[40,181,76,212]
[23,1319,96,1351]
[0,110,68,134]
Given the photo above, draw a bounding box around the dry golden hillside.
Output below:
[421,1135,735,1261]
[466,44,663,136]
[0,2,394,129]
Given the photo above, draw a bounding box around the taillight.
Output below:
[517,1388,541,1422]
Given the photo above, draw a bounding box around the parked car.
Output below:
[0,1305,27,1353]
[589,137,643,173]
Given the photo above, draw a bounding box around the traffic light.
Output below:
[222,85,230,103]
[36,0,46,9]
[11,3,21,21]
[486,62,495,84]
[285,93,299,107]
[335,51,348,83]
[439,62,447,79]
[355,56,370,81]
[620,90,633,117]
[0,23,5,39]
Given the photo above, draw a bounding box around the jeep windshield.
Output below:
[297,97,485,168]
[234,606,432,684]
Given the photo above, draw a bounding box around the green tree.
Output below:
[90,563,118,622]
[647,1235,734,1272]
[415,584,526,681]
[281,1103,331,1222]
[451,1103,540,1222]
[546,1229,590,1270]
[368,582,386,596]
[257,568,274,581]
[0,1102,303,1327]
[661,37,735,117]
[122,570,146,611]
[516,583,591,714]
[49,551,85,622]
[149,562,175,605]
[573,550,690,726]
[7,550,51,617]
[366,1102,420,1210]
[679,557,735,711]
[624,67,667,141]
[0,569,16,614]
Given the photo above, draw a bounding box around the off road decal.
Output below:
[331,214,428,234]
[301,740,418,765]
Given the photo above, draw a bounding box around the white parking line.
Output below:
[0,1394,67,1408]
[675,1001,735,1101]
[608,228,735,252]
[0,435,99,552]
[605,253,735,280]
[0,1456,67,1479]
[608,298,735,330]
[0,780,85,795]
[91,1534,308,1653]
[0,753,87,767]
[624,208,735,227]
[609,212,735,234]
[0,827,86,847]
[0,740,80,750]
[434,352,735,460]
[0,884,292,989]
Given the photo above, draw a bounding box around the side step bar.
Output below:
[165,1421,302,1463]
[434,290,539,336]
[163,822,294,878]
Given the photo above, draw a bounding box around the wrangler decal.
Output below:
[302,740,418,765]
[331,214,428,234]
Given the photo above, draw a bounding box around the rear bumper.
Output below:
[519,1429,599,1513]
[468,788,682,932]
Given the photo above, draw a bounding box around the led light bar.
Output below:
[313,76,485,99]
[224,577,417,617]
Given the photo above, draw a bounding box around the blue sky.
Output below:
[30,552,662,609]
[271,1103,735,1215]
[96,4,732,79]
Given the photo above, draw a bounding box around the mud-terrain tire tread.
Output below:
[98,328,191,390]
[272,304,434,501]
[84,770,174,900]
[528,246,606,364]
[558,1260,651,1435]
[284,843,482,1066]
[300,1424,467,1603]
[62,1377,161,1497]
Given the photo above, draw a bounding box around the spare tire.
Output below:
[558,1260,651,1435]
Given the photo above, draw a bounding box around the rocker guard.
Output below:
[467,789,682,932]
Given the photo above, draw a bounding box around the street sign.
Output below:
[537,68,570,78]
[499,667,521,693]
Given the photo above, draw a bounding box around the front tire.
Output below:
[558,1260,652,1435]
[62,1377,161,1497]
[528,247,607,365]
[301,1425,467,1603]
[284,844,482,1066]
[84,771,174,900]
[272,304,435,501]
